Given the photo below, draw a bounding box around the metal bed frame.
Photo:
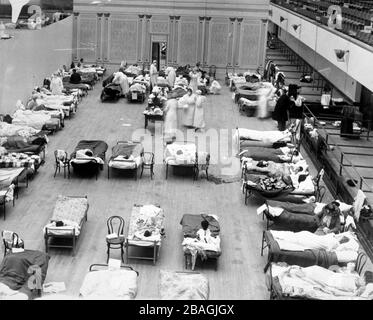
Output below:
[107,141,143,180]
[165,141,210,180]
[125,204,164,265]
[267,252,368,300]
[88,263,139,276]
[44,195,88,256]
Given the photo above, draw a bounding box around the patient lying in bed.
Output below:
[272,263,373,300]
[71,149,104,165]
[271,230,359,263]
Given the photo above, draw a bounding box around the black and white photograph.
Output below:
[1,0,373,309]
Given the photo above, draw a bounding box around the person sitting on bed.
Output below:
[315,202,341,235]
[196,220,214,244]
[70,69,82,84]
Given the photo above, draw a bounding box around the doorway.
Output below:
[151,41,167,71]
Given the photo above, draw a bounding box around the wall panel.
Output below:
[239,22,260,68]
[108,18,138,63]
[208,20,229,66]
[78,16,97,60]
[178,19,198,64]
[74,1,269,74]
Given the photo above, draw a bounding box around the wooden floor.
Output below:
[1,78,307,300]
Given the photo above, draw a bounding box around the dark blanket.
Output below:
[180,214,220,238]
[240,147,285,163]
[265,231,338,268]
[246,174,294,199]
[111,142,143,159]
[103,74,115,87]
[3,136,44,154]
[0,250,49,295]
[71,140,108,160]
[103,83,122,96]
[62,82,89,91]
[266,200,316,215]
[267,210,319,232]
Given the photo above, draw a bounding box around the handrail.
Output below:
[302,103,373,194]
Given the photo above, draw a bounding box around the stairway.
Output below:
[265,47,324,104]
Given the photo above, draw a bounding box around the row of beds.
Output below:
[42,141,213,299]
[226,72,277,117]
[0,200,217,299]
[0,66,106,220]
[0,139,214,299]
[236,126,373,300]
[0,66,109,300]
[0,66,216,300]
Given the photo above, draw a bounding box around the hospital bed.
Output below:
[100,83,122,102]
[79,264,138,300]
[70,140,108,179]
[44,195,89,256]
[261,230,360,272]
[126,204,165,265]
[0,167,28,197]
[242,168,325,204]
[0,250,49,300]
[234,128,293,151]
[127,83,146,103]
[36,94,78,118]
[107,141,143,180]
[180,214,221,271]
[239,146,300,164]
[159,270,209,300]
[12,110,62,133]
[266,255,371,300]
[1,134,47,161]
[164,142,210,180]
[261,199,356,233]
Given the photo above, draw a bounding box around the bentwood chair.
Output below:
[2,230,24,257]
[106,216,125,263]
[140,152,155,179]
[54,150,70,178]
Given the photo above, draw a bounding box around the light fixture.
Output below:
[292,24,301,31]
[280,16,288,23]
[334,49,349,62]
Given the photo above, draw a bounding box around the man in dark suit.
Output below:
[273,89,291,131]
[69,69,82,84]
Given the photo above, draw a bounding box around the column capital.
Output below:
[199,16,205,21]
[97,13,103,17]
[237,18,243,23]
[205,17,212,21]
[175,16,181,21]
[261,18,268,23]
[139,14,145,19]
[73,12,79,17]
[229,17,236,22]
[104,13,110,17]
[145,15,152,19]
[169,16,175,20]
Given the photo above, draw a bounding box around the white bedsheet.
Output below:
[164,143,196,165]
[127,205,165,246]
[108,156,142,169]
[236,128,291,143]
[273,264,372,300]
[271,230,359,263]
[160,270,209,300]
[0,283,28,300]
[80,269,137,300]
